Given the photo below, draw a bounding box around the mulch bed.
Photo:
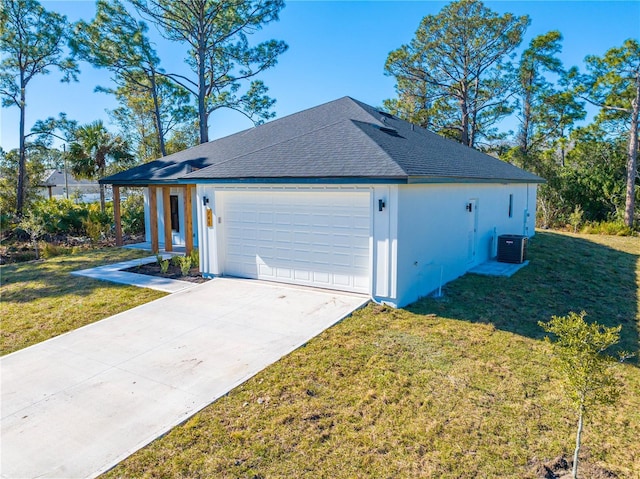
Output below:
[123,262,210,284]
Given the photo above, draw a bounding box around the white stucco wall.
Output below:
[394,182,537,307]
[191,182,537,308]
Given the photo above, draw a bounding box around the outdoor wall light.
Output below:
[378,199,386,212]
[202,196,209,206]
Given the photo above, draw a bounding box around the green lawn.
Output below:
[102,231,639,479]
[0,247,166,355]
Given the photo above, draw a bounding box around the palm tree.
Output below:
[67,120,133,212]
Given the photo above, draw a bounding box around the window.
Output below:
[508,194,513,218]
[170,195,179,232]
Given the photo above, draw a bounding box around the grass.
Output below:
[0,247,166,355]
[102,231,640,479]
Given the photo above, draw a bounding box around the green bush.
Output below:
[121,194,145,235]
[0,213,15,233]
[581,220,635,236]
[84,203,113,242]
[30,199,89,235]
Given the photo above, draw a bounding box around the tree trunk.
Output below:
[149,70,167,157]
[16,78,27,216]
[460,86,470,147]
[197,42,208,144]
[624,75,639,227]
[572,402,585,479]
[198,88,208,144]
[521,82,533,168]
[99,183,106,213]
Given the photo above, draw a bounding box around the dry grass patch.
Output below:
[1,248,166,355]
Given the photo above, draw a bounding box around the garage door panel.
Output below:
[312,271,330,284]
[353,255,369,268]
[257,229,274,241]
[333,274,352,287]
[223,191,370,293]
[353,216,370,229]
[294,269,311,281]
[311,213,331,227]
[275,267,292,279]
[275,213,291,225]
[293,213,310,226]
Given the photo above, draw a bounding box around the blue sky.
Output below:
[1,0,639,152]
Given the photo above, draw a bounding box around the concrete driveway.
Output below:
[1,279,368,479]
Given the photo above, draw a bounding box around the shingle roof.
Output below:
[41,169,98,187]
[101,97,544,185]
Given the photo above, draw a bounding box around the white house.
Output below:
[101,97,543,307]
[38,169,105,203]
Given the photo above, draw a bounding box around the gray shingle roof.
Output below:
[101,97,544,185]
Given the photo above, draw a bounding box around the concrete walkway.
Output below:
[468,259,529,277]
[71,255,198,293]
[1,279,369,479]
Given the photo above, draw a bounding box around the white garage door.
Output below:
[222,190,371,293]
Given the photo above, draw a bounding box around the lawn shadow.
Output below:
[0,249,153,304]
[407,231,639,361]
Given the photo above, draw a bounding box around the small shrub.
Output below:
[177,255,192,276]
[189,248,199,268]
[171,255,181,267]
[84,219,107,242]
[160,259,169,274]
[580,220,634,236]
[155,253,170,274]
[84,203,113,242]
[568,205,583,233]
[19,214,45,259]
[41,243,66,259]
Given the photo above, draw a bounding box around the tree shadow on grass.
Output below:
[0,249,154,304]
[407,231,639,361]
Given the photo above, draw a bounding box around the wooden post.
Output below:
[113,186,123,246]
[149,186,159,253]
[162,187,173,252]
[184,185,194,256]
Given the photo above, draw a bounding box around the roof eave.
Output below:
[406,176,546,185]
[101,175,546,186]
[100,176,410,186]
[180,176,409,185]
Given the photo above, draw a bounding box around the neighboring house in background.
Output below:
[38,169,107,203]
[101,97,544,307]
